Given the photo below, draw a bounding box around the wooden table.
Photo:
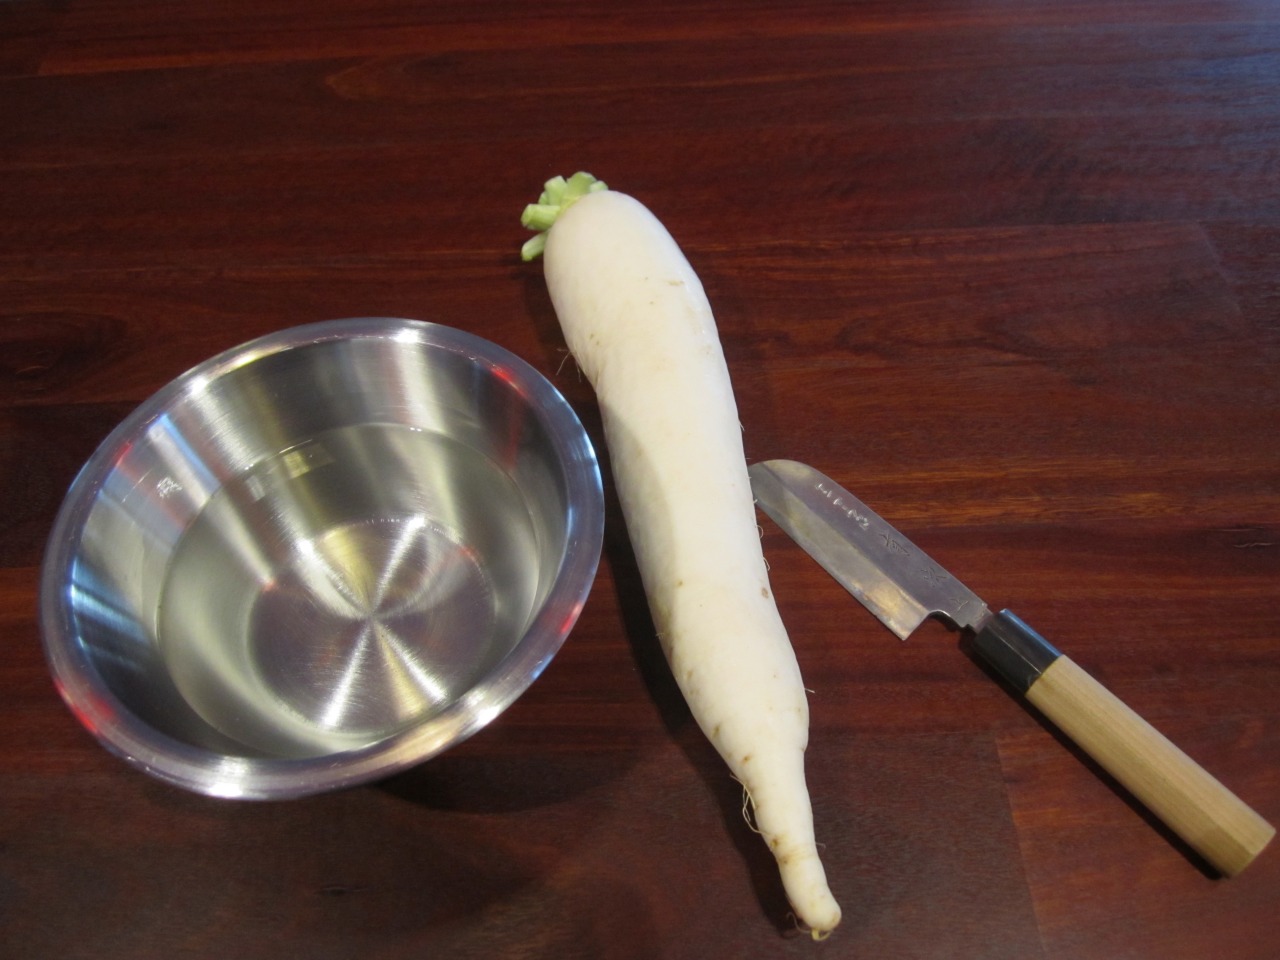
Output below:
[3,2,1278,957]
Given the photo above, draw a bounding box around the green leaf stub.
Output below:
[520,171,608,261]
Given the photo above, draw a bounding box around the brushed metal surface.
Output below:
[749,459,991,638]
[40,318,603,798]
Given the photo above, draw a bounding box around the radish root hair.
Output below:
[788,911,836,942]
[738,779,762,835]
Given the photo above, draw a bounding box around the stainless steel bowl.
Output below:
[39,318,603,799]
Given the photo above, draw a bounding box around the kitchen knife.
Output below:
[749,458,1275,877]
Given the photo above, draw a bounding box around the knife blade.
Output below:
[749,458,1275,877]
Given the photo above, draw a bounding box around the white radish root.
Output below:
[521,172,841,937]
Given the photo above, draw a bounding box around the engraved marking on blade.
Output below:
[919,565,949,586]
[816,480,871,528]
[880,532,909,556]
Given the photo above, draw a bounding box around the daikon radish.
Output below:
[521,172,841,937]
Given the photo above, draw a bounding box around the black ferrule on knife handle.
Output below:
[971,610,1062,694]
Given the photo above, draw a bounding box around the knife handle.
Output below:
[972,610,1275,877]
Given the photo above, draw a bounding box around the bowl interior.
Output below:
[43,320,601,790]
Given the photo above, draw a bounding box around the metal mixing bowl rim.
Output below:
[38,317,604,799]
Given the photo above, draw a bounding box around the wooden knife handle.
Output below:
[973,610,1275,877]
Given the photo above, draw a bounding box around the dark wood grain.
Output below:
[3,2,1279,957]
